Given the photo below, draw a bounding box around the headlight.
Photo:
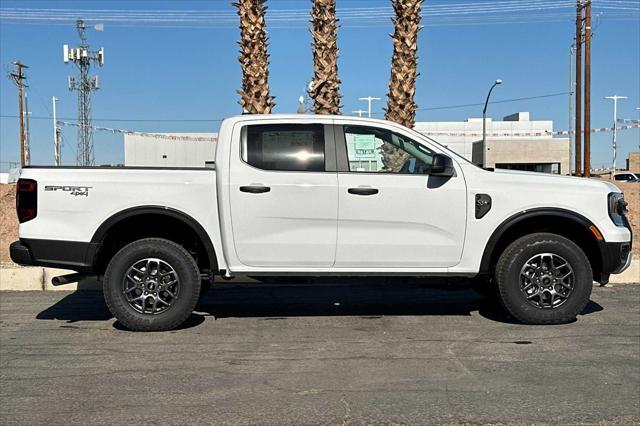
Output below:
[608,192,628,226]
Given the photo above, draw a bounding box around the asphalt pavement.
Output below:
[1,280,639,425]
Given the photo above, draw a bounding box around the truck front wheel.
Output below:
[495,233,592,324]
[103,238,201,331]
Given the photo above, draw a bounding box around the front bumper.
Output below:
[598,209,633,281]
[596,239,632,284]
[600,241,633,274]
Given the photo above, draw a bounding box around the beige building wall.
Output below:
[485,138,570,174]
[627,152,640,173]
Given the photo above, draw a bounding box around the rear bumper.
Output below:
[9,241,33,265]
[10,239,98,272]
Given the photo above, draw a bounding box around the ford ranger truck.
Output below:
[10,115,633,331]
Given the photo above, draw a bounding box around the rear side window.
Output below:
[244,124,325,172]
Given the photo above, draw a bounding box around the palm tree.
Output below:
[383,0,423,171]
[234,0,275,114]
[308,0,342,115]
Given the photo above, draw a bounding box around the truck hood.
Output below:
[491,168,621,193]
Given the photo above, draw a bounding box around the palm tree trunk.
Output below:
[234,0,275,114]
[383,0,423,171]
[309,0,342,115]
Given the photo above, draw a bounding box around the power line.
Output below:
[414,92,570,112]
[0,115,224,122]
[1,1,636,28]
[0,91,572,123]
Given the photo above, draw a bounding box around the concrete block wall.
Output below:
[0,267,100,291]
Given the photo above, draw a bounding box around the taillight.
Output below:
[16,178,37,223]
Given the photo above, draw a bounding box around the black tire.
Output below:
[103,238,201,331]
[495,232,592,325]
[470,275,499,300]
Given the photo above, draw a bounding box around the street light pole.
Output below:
[569,45,575,174]
[604,95,627,178]
[637,107,640,151]
[482,79,502,167]
[52,96,61,166]
[358,96,381,118]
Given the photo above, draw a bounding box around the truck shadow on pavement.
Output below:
[36,278,604,330]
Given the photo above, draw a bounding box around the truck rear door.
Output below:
[228,119,338,268]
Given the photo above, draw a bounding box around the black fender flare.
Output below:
[479,207,601,274]
[91,206,218,271]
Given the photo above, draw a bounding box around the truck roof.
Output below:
[223,113,393,126]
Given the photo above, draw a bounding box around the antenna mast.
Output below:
[64,18,104,166]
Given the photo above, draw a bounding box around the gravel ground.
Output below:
[1,281,638,425]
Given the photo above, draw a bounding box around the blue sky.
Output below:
[0,0,638,170]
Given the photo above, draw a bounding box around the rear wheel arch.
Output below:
[91,206,218,275]
[479,208,603,281]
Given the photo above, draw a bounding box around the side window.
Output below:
[243,124,325,172]
[343,125,434,174]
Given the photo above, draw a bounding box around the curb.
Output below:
[610,258,639,284]
[0,267,100,291]
[1,260,638,291]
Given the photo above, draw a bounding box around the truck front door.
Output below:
[334,124,467,268]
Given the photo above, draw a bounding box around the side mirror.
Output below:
[430,154,455,177]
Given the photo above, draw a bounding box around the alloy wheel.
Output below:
[519,253,574,309]
[122,258,180,315]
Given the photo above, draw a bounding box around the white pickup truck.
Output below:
[11,115,632,331]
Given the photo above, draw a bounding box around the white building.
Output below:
[124,133,217,167]
[414,112,570,174]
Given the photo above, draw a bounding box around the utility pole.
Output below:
[64,18,105,166]
[352,110,367,117]
[575,0,583,176]
[358,96,381,118]
[583,0,592,177]
[8,61,28,167]
[604,95,627,178]
[53,96,61,166]
[24,91,31,166]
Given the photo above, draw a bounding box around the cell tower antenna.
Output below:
[63,18,105,166]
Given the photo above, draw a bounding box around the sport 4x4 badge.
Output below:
[44,185,91,197]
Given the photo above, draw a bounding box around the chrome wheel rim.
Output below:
[519,253,574,309]
[122,258,180,315]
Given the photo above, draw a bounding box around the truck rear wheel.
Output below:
[103,238,201,331]
[495,233,592,324]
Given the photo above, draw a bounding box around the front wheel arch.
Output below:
[480,208,603,282]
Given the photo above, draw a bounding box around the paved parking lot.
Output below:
[1,281,639,425]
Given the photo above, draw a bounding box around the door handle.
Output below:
[348,187,379,196]
[240,185,271,194]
